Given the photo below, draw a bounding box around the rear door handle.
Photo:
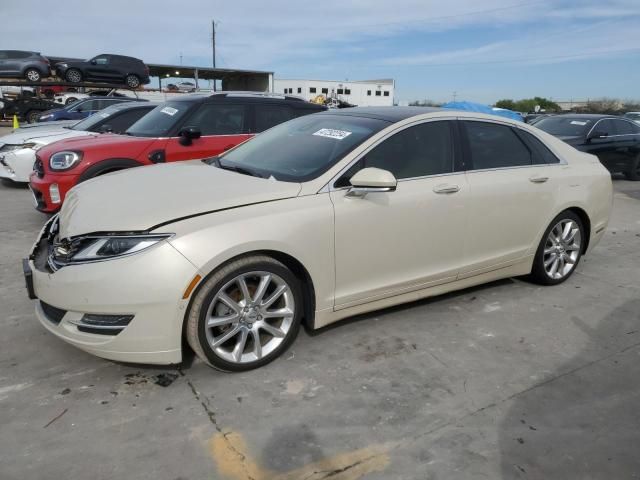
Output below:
[529,175,549,183]
[433,184,460,194]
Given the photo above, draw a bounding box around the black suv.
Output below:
[55,54,150,88]
[535,114,640,180]
[0,50,51,81]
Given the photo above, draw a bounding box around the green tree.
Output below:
[494,99,516,110]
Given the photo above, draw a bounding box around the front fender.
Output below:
[161,195,336,312]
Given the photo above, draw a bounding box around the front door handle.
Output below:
[529,175,549,183]
[433,184,460,194]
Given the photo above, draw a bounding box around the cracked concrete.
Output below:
[0,135,639,480]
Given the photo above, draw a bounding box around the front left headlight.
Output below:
[50,151,82,170]
[52,233,172,266]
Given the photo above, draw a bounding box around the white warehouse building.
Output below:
[273,78,395,107]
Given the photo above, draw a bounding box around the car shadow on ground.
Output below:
[498,298,640,479]
[0,179,29,189]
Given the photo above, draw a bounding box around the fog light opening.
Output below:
[49,184,61,204]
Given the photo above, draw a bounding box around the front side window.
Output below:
[593,119,616,137]
[72,100,98,112]
[464,121,532,170]
[217,114,388,182]
[99,108,151,133]
[92,57,109,65]
[186,103,247,135]
[335,121,453,187]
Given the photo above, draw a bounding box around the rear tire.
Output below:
[24,68,41,82]
[65,97,78,105]
[186,255,303,372]
[529,211,584,285]
[65,69,82,83]
[125,74,140,88]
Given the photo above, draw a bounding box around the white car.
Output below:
[25,108,612,371]
[0,102,154,183]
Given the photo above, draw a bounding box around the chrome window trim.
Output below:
[586,118,640,138]
[325,116,458,192]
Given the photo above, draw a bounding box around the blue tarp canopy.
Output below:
[441,101,523,122]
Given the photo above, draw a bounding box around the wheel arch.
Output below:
[77,158,144,183]
[181,249,317,353]
[565,206,591,254]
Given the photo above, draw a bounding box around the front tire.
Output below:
[125,74,140,88]
[186,256,303,372]
[65,69,82,83]
[529,211,584,285]
[24,68,41,82]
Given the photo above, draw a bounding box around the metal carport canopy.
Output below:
[147,64,273,92]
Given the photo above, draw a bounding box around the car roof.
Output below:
[317,106,444,123]
[165,91,325,108]
[105,101,158,111]
[551,114,619,120]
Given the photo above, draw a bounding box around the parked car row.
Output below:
[0,50,150,87]
[15,104,612,371]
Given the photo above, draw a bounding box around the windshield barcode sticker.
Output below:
[160,106,179,116]
[313,128,352,140]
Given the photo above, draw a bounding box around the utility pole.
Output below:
[212,19,217,91]
[452,91,457,102]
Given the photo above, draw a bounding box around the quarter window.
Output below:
[187,104,246,135]
[335,121,454,187]
[463,121,533,170]
[515,129,560,164]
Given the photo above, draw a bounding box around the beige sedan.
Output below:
[25,107,613,371]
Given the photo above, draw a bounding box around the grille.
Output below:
[34,156,44,178]
[40,301,67,324]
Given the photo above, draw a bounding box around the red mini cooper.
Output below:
[29,92,326,212]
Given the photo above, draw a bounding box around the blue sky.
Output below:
[1,0,639,104]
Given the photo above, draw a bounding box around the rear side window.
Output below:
[187,103,247,135]
[515,129,560,164]
[254,105,293,132]
[463,121,532,170]
[335,121,453,186]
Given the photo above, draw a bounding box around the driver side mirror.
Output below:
[346,167,397,198]
[178,126,201,146]
[90,59,97,65]
[587,130,608,141]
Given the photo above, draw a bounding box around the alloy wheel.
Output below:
[203,271,295,364]
[543,219,582,280]
[26,69,40,81]
[66,70,81,82]
[126,75,140,88]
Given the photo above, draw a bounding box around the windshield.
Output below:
[63,98,85,111]
[535,117,594,136]
[126,102,191,137]
[71,105,119,131]
[216,114,388,182]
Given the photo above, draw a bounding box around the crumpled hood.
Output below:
[58,160,302,238]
